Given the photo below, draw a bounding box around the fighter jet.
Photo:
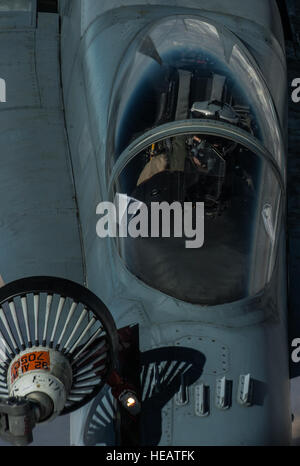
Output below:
[0,0,293,446]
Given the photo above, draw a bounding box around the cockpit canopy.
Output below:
[108,16,285,305]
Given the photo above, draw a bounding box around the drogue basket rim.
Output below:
[0,276,119,415]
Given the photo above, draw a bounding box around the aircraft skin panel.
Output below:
[35,13,63,109]
[58,1,290,445]
[0,9,84,284]
[0,0,36,29]
[158,319,290,445]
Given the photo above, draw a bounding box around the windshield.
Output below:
[112,133,282,305]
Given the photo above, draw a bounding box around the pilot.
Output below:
[169,135,187,172]
[137,152,168,186]
[136,135,188,186]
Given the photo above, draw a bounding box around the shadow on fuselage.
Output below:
[140,346,206,445]
[83,346,206,446]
